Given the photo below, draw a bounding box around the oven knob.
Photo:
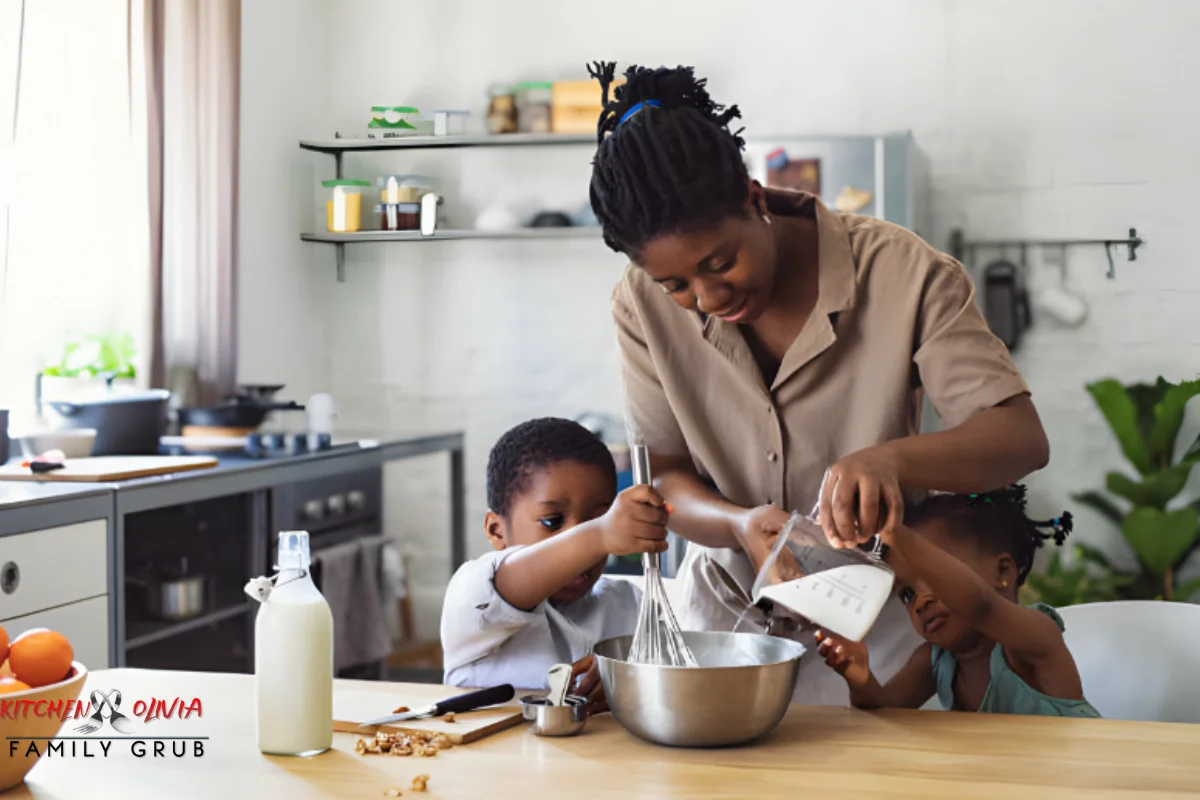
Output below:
[346,490,365,512]
[302,499,325,520]
[326,494,346,515]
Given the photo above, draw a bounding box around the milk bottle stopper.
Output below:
[278,530,312,571]
[244,531,313,604]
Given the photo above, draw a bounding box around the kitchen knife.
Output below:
[359,684,515,727]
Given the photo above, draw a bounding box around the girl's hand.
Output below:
[598,485,670,556]
[815,629,871,689]
[819,448,904,548]
[570,654,608,715]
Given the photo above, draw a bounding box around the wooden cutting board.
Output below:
[0,455,219,482]
[333,684,525,744]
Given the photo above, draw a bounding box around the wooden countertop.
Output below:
[9,668,1200,799]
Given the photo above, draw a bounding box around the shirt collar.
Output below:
[767,188,857,316]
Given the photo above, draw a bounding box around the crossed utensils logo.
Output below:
[75,689,136,735]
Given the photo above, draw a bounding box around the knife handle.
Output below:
[435,684,514,716]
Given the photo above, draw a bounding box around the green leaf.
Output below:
[1073,543,1114,570]
[1105,462,1196,509]
[1121,507,1200,577]
[1071,491,1125,527]
[1172,577,1200,602]
[1151,379,1200,463]
[1088,379,1152,474]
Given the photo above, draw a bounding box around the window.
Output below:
[0,0,150,426]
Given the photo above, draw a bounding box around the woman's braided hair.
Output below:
[588,62,750,259]
[905,484,1073,586]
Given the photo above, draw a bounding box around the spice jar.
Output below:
[323,180,370,233]
[377,175,435,204]
[376,203,420,232]
[395,203,420,231]
[487,85,517,135]
[514,81,553,133]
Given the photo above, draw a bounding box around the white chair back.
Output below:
[1058,600,1200,723]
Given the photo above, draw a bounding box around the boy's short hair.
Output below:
[486,418,617,518]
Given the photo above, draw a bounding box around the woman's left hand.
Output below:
[819,446,904,548]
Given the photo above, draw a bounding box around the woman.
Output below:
[589,63,1050,705]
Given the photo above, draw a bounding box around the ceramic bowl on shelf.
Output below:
[0,662,89,791]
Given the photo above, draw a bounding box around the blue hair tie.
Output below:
[619,99,662,125]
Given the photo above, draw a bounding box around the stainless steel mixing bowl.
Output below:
[594,630,805,747]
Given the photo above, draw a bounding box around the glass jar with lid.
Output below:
[514,81,553,133]
[323,180,370,233]
[487,85,518,135]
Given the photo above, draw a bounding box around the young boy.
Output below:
[441,418,668,691]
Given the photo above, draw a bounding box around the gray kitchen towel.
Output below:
[314,538,393,672]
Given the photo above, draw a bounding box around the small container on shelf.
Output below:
[434,110,469,136]
[395,202,420,231]
[375,203,420,232]
[486,85,517,135]
[323,180,370,233]
[515,81,553,133]
[377,175,436,204]
[367,106,419,135]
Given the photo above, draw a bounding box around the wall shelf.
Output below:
[301,133,600,280]
[302,227,601,244]
[300,133,594,154]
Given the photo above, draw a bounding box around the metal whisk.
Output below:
[627,444,698,667]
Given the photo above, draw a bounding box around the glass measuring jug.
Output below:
[749,509,894,643]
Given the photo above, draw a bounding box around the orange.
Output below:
[0,624,8,664]
[0,676,31,694]
[8,628,73,688]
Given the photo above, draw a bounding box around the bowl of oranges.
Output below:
[0,623,86,792]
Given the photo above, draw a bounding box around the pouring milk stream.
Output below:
[246,531,334,756]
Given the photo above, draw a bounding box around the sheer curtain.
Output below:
[0,0,238,425]
[0,0,150,425]
[144,0,239,408]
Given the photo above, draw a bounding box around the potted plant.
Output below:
[1026,377,1200,605]
[36,334,138,414]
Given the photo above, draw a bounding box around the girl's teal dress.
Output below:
[930,603,1101,717]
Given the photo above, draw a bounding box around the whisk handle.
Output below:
[631,446,660,573]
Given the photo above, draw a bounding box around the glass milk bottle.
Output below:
[249,531,333,756]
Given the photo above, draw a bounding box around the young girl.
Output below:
[817,485,1100,716]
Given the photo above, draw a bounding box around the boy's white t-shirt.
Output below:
[441,547,643,691]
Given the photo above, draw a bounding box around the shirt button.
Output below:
[767,451,778,463]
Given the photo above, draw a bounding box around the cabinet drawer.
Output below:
[1,595,110,669]
[0,519,107,620]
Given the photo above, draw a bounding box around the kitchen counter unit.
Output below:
[10,668,1200,799]
[0,432,465,671]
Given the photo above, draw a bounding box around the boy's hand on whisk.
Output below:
[597,484,671,556]
[815,630,871,689]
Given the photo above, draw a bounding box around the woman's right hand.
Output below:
[816,630,871,689]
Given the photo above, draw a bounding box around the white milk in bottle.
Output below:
[249,531,333,756]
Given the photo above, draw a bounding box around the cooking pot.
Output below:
[177,386,303,433]
[43,389,171,456]
[127,559,208,621]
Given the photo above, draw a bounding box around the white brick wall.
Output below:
[242,0,1200,636]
